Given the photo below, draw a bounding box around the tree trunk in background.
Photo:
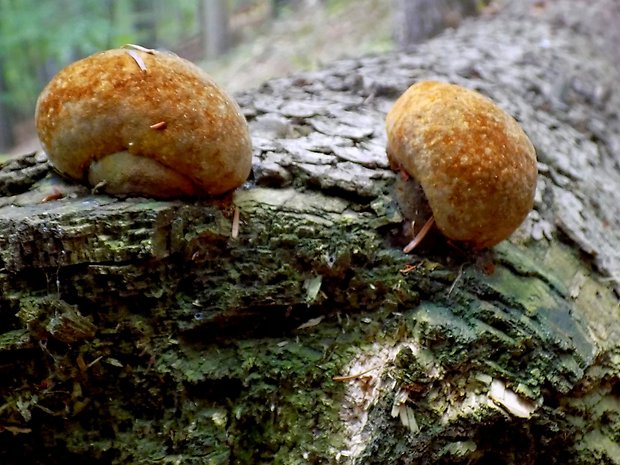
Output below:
[133,0,158,46]
[0,1,619,464]
[201,0,230,59]
[270,0,318,18]
[392,0,483,48]
[271,0,290,18]
[0,59,14,151]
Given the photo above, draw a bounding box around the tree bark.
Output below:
[1,1,619,464]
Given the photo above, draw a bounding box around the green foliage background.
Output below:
[0,0,198,118]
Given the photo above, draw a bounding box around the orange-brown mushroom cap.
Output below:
[35,47,252,198]
[386,81,537,249]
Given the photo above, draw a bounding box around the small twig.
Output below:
[403,216,435,253]
[91,180,107,194]
[87,355,104,369]
[126,49,147,72]
[123,43,156,54]
[362,89,376,104]
[399,263,418,274]
[41,189,64,203]
[333,365,380,382]
[122,44,155,72]
[447,263,465,297]
[231,206,240,239]
[149,121,167,130]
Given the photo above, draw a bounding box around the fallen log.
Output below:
[0,1,619,463]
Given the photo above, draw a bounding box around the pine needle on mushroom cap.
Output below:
[386,81,537,249]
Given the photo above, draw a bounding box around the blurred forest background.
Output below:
[0,0,487,155]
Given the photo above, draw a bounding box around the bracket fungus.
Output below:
[385,81,537,251]
[35,45,252,198]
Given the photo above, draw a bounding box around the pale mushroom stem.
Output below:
[403,216,435,253]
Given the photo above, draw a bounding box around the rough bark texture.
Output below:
[1,1,619,464]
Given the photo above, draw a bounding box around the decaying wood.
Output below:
[1,1,619,464]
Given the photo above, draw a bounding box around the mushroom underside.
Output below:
[87,151,203,198]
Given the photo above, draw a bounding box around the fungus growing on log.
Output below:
[35,46,252,198]
[385,80,537,251]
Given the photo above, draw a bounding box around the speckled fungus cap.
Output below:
[386,80,537,249]
[35,46,252,198]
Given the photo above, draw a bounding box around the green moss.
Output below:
[0,183,617,463]
[0,328,31,351]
